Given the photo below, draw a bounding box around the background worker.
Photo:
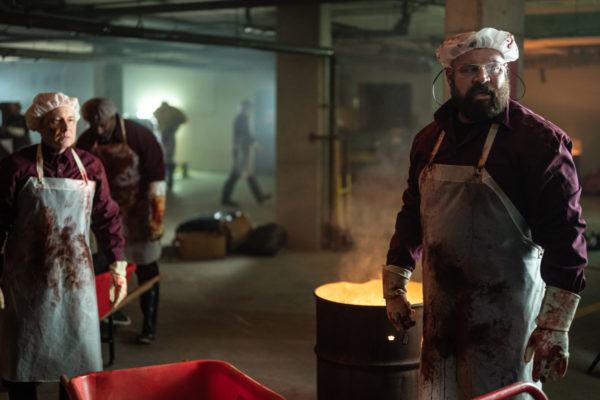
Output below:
[153,101,187,190]
[0,102,30,158]
[221,99,271,207]
[0,92,127,400]
[77,98,166,345]
[383,27,587,399]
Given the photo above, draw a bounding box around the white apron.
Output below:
[418,123,544,400]
[0,145,102,382]
[91,119,161,265]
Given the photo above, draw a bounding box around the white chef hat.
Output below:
[436,27,519,68]
[25,92,80,131]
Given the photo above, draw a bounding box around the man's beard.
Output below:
[451,79,510,123]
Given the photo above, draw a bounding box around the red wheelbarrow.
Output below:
[472,382,548,400]
[61,360,286,400]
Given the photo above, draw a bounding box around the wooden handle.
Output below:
[103,272,165,318]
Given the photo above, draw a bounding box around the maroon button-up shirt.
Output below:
[0,142,125,264]
[387,98,587,293]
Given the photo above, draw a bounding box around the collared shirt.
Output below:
[0,142,124,264]
[387,98,587,293]
[76,115,166,185]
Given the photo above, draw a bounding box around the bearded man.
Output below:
[383,27,586,399]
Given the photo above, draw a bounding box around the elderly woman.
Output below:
[0,92,127,400]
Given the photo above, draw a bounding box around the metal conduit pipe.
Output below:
[67,0,375,17]
[0,11,334,57]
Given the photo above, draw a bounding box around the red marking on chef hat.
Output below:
[436,27,519,68]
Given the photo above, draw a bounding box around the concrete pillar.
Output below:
[276,5,331,250]
[444,0,525,96]
[93,63,123,111]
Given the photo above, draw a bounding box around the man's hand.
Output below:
[524,286,580,383]
[148,196,165,241]
[148,182,166,241]
[382,265,415,331]
[109,261,128,308]
[385,290,415,331]
[0,287,4,310]
[524,328,568,382]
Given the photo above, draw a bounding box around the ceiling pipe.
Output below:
[63,0,389,17]
[0,11,334,57]
[0,45,222,68]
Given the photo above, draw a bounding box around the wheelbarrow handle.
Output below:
[472,382,548,400]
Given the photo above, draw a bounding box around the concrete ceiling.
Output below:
[0,0,598,68]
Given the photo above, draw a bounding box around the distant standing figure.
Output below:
[221,100,271,206]
[153,101,187,190]
[0,102,31,156]
[77,98,166,345]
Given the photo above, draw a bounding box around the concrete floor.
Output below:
[2,169,600,399]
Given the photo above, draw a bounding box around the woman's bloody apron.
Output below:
[0,145,102,381]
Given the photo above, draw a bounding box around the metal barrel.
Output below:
[314,293,423,400]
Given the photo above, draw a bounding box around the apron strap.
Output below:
[477,123,500,170]
[35,144,44,184]
[427,130,446,167]
[35,144,90,185]
[426,123,501,170]
[71,149,89,185]
[119,116,127,144]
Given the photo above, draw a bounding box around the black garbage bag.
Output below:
[237,223,287,256]
[175,213,223,233]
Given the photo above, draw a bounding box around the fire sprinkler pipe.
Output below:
[71,0,385,17]
[0,11,334,57]
[326,55,353,249]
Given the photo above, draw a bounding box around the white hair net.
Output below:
[436,27,519,68]
[24,92,80,132]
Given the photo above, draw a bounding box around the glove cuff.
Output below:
[109,261,128,277]
[536,285,580,331]
[383,265,412,279]
[149,181,166,198]
[382,265,412,299]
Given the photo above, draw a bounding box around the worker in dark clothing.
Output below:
[153,101,187,190]
[221,100,271,207]
[0,102,31,156]
[77,98,166,345]
[384,27,586,399]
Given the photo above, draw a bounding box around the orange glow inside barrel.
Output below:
[315,279,423,306]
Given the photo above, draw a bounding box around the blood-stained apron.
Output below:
[0,145,102,382]
[91,119,161,265]
[418,123,544,400]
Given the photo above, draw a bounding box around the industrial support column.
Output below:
[93,63,124,112]
[444,0,525,95]
[276,5,332,250]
